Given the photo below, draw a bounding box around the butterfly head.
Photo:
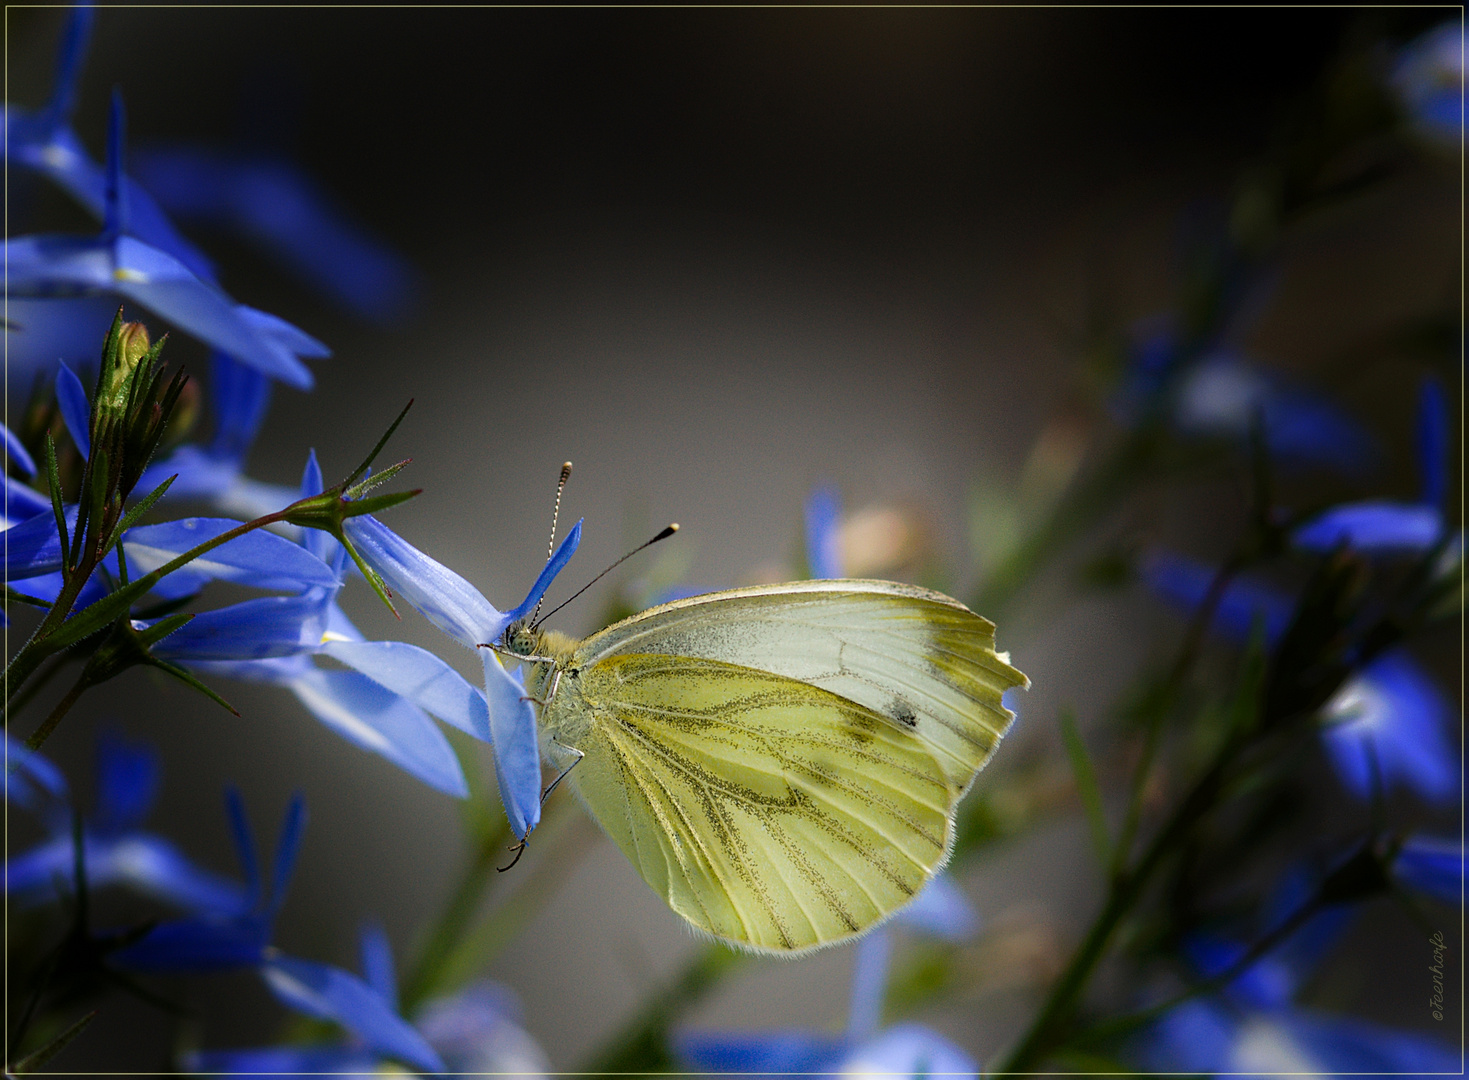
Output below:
[503,618,541,659]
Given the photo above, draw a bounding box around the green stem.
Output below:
[994,735,1241,1074]
[22,672,91,753]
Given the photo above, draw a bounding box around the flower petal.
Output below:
[184,1044,373,1078]
[893,874,980,941]
[840,1022,979,1078]
[1,503,76,580]
[1392,835,1461,904]
[805,486,844,579]
[1293,501,1443,555]
[322,639,492,742]
[343,515,505,648]
[93,731,159,835]
[286,667,468,797]
[123,517,339,591]
[2,422,37,478]
[54,361,91,460]
[143,592,332,661]
[261,954,445,1074]
[112,913,273,972]
[1320,652,1457,803]
[504,520,583,624]
[358,923,398,1010]
[482,652,540,839]
[672,1030,848,1074]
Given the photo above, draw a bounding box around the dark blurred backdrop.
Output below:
[6,7,1454,1071]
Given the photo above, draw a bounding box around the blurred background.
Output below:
[6,6,1457,1072]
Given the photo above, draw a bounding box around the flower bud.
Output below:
[103,321,152,411]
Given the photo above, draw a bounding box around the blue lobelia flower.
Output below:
[1138,866,1457,1078]
[1391,834,1462,905]
[1167,350,1375,473]
[1391,21,1464,145]
[131,146,417,323]
[5,91,327,389]
[343,510,582,840]
[673,874,981,1077]
[187,924,545,1077]
[1139,549,1458,803]
[4,4,213,283]
[2,423,50,529]
[1294,378,1454,556]
[4,732,249,916]
[146,452,494,798]
[112,792,446,1074]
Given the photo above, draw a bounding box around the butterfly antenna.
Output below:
[531,462,574,625]
[532,523,679,629]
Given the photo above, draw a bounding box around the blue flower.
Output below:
[132,146,417,322]
[1294,378,1451,556]
[188,927,544,1077]
[113,795,446,1074]
[3,5,214,282]
[674,875,981,1077]
[1391,21,1463,145]
[5,92,327,388]
[343,511,582,839]
[1137,863,1457,1076]
[149,453,493,798]
[4,732,249,915]
[1141,997,1459,1077]
[1169,351,1375,472]
[805,485,844,579]
[1391,835,1461,905]
[1140,549,1457,803]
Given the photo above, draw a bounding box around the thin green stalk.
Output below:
[994,732,1242,1074]
[22,674,90,753]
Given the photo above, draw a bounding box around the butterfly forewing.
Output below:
[574,580,1027,794]
[552,653,954,953]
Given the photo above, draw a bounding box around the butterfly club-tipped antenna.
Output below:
[530,461,574,626]
[532,522,680,631]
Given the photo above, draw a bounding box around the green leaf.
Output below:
[1060,707,1111,867]
[345,456,412,499]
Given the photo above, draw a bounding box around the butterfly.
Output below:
[499,578,1027,954]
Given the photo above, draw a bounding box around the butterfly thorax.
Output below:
[501,620,580,714]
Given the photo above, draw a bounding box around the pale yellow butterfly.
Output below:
[500,578,1027,954]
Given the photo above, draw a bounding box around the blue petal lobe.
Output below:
[805,486,844,579]
[322,640,492,742]
[482,653,541,839]
[123,517,339,590]
[1293,501,1443,555]
[94,731,159,835]
[505,519,583,624]
[2,422,37,478]
[359,922,398,1010]
[54,362,91,460]
[1416,376,1448,507]
[286,667,468,797]
[261,954,446,1074]
[342,515,504,648]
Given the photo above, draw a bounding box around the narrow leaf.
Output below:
[342,399,413,491]
[344,457,411,499]
[149,659,240,717]
[44,435,68,562]
[105,472,177,553]
[10,1009,97,1073]
[340,488,422,519]
[1060,707,1110,867]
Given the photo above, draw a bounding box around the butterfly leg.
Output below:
[519,667,562,708]
[541,736,585,803]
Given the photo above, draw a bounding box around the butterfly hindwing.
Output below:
[551,652,955,953]
[574,580,1027,794]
